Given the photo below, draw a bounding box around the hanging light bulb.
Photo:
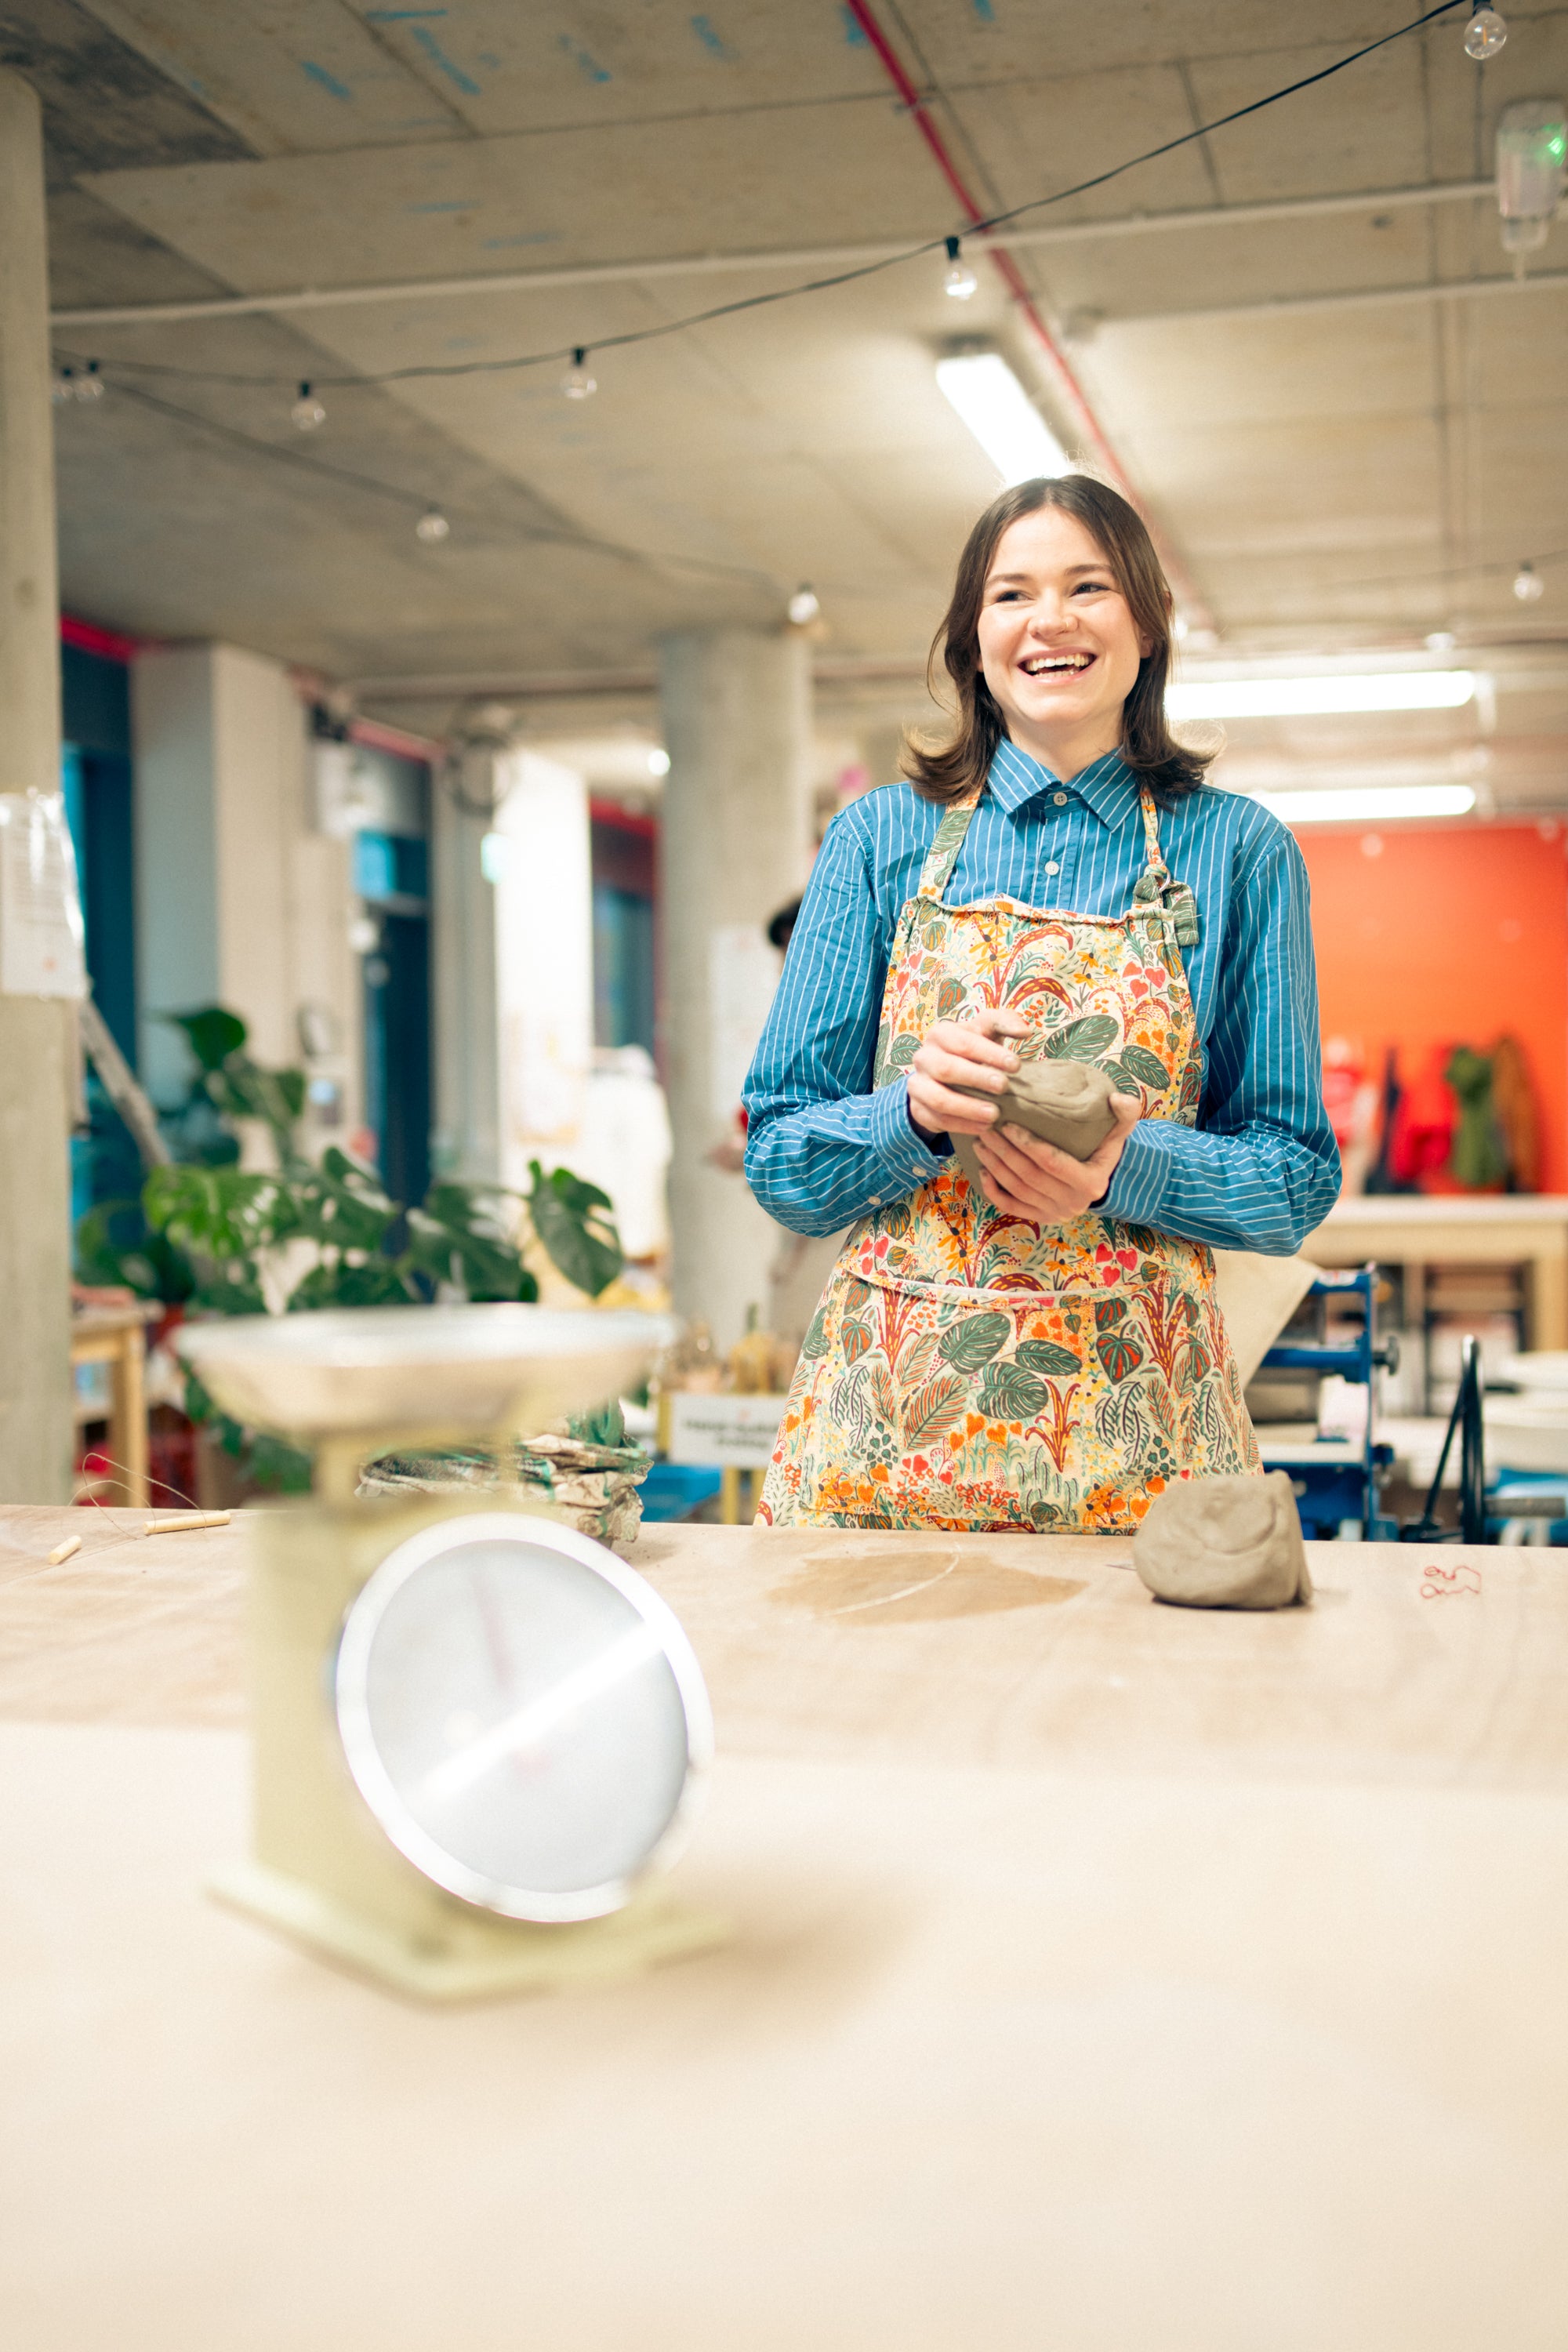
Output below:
[1513,561,1544,602]
[291,380,326,431]
[72,361,104,402]
[50,365,75,405]
[561,347,597,400]
[1465,5,1507,58]
[787,584,821,626]
[942,235,978,300]
[415,506,450,543]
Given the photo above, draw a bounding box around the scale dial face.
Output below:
[335,1515,713,1923]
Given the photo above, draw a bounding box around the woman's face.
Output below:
[975,505,1152,767]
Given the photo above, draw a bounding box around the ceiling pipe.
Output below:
[49,180,1491,332]
[840,0,1212,630]
[1076,264,1568,332]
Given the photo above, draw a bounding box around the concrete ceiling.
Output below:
[8,0,1568,807]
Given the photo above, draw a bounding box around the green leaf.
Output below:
[242,1431,314,1494]
[1015,1338,1081,1377]
[936,977,967,1022]
[1042,1014,1119,1062]
[1094,1296,1128,1331]
[528,1160,623,1298]
[901,1374,967,1450]
[144,1163,285,1264]
[841,1318,873,1364]
[286,1256,414,1312]
[189,1270,267,1318]
[403,1181,535,1301]
[887,1032,920,1070]
[978,1361,1048,1421]
[937,1310,1011,1374]
[1116,1044,1171,1093]
[403,1210,532,1303]
[801,1305,830,1359]
[1095,1330,1145,1383]
[288,1149,399,1255]
[73,1196,176,1298]
[163,1006,247,1071]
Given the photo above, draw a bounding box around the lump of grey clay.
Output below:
[953,1058,1118,1189]
[1132,1471,1312,1610]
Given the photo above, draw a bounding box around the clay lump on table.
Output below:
[953,1058,1119,1189]
[1132,1471,1313,1610]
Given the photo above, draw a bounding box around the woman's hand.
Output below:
[973,1091,1142,1223]
[907,1007,1029,1145]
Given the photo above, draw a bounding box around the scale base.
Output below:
[209,1859,730,2003]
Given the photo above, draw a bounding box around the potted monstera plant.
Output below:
[75,1006,623,1495]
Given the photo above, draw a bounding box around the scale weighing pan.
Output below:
[177,1301,670,1458]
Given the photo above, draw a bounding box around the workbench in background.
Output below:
[1306,1192,1568,1350]
[3,1508,1566,2350]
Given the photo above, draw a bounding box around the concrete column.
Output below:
[658,627,812,1350]
[492,750,593,1192]
[132,644,354,1130]
[0,70,73,1502]
[430,746,500,1181]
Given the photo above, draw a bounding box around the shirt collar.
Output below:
[987,739,1138,830]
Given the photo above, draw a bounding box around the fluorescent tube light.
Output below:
[935,352,1070,485]
[1168,671,1475,719]
[1253,784,1477,823]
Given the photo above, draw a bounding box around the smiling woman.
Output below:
[743,475,1341,1535]
[909,477,1211,810]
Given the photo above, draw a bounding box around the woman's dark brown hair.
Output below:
[903,474,1211,808]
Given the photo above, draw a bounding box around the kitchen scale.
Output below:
[178,1304,724,2001]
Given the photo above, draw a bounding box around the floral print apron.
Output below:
[759,784,1259,1533]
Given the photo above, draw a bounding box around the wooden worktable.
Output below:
[4,1506,1567,2349]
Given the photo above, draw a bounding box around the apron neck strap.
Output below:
[1138,784,1165,873]
[917,790,982,902]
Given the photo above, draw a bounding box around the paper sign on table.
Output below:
[667,1391,788,1469]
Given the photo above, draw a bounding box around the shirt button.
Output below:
[1052,791,1068,806]
[869,1193,882,1207]
[1044,860,1060,876]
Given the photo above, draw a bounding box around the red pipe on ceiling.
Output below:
[843,0,1211,629]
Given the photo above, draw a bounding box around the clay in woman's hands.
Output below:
[953,1057,1118,1185]
[1132,1471,1312,1610]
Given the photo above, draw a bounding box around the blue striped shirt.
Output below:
[743,740,1340,1253]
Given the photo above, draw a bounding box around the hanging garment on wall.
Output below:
[1446,1046,1508,1191]
[1363,1045,1408,1194]
[1388,1047,1457,1188]
[1490,1032,1541,1192]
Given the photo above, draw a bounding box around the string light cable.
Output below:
[53,2,1490,408]
[91,375,784,588]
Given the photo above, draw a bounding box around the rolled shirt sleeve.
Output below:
[1098,815,1341,1254]
[744,811,947,1236]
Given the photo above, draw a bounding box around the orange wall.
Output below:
[1296,821,1568,1192]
